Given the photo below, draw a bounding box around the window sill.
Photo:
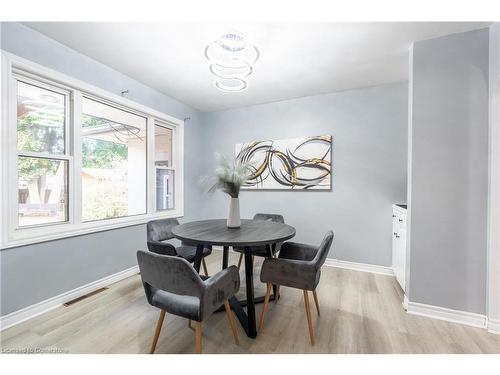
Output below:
[1,209,184,250]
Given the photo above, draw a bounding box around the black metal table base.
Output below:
[194,244,279,339]
[223,245,279,338]
[216,293,278,312]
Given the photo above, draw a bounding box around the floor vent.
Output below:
[63,287,108,307]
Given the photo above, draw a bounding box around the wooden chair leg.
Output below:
[303,290,315,346]
[188,319,192,328]
[258,283,272,332]
[195,321,202,354]
[223,300,239,345]
[275,285,280,304]
[202,258,209,277]
[237,253,243,270]
[312,290,320,316]
[150,310,166,354]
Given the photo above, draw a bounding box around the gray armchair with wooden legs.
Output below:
[146,218,212,277]
[258,231,334,345]
[137,250,240,354]
[233,213,285,269]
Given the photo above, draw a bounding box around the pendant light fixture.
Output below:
[204,30,259,92]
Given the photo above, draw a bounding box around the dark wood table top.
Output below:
[171,219,296,246]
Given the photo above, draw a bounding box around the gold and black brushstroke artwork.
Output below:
[235,135,332,190]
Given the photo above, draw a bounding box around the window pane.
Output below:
[155,124,172,167]
[17,81,65,154]
[18,157,68,227]
[156,169,175,210]
[155,124,174,211]
[81,97,147,221]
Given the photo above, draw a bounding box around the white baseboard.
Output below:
[403,295,409,311]
[324,258,394,276]
[212,246,394,277]
[406,301,487,329]
[0,265,139,331]
[488,318,500,334]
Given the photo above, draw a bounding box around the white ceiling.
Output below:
[25,22,489,112]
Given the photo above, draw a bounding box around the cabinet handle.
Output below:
[395,235,400,238]
[394,232,398,236]
[398,219,403,222]
[392,215,396,218]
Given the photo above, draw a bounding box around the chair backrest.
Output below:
[136,250,204,299]
[254,213,285,224]
[147,218,180,242]
[312,230,334,269]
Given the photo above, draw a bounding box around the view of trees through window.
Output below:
[82,115,128,168]
[81,114,129,220]
[17,81,68,227]
[81,97,147,222]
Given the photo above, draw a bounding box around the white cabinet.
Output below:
[392,204,407,293]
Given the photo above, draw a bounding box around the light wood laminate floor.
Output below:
[1,251,499,354]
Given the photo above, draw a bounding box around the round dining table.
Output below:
[171,219,296,338]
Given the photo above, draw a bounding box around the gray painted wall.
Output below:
[408,28,489,314]
[202,83,408,266]
[0,23,207,315]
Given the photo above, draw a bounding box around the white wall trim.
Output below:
[487,30,500,338]
[0,265,139,331]
[407,301,487,329]
[210,246,395,276]
[405,42,414,304]
[488,318,500,334]
[324,258,394,276]
[403,294,409,311]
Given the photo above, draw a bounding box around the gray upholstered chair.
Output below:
[137,250,240,354]
[147,218,212,276]
[233,213,285,269]
[258,230,334,345]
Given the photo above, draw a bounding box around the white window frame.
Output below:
[152,120,177,212]
[1,52,184,249]
[14,75,73,230]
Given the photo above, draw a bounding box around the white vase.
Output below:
[227,197,241,228]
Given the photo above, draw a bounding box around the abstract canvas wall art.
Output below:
[235,135,332,190]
